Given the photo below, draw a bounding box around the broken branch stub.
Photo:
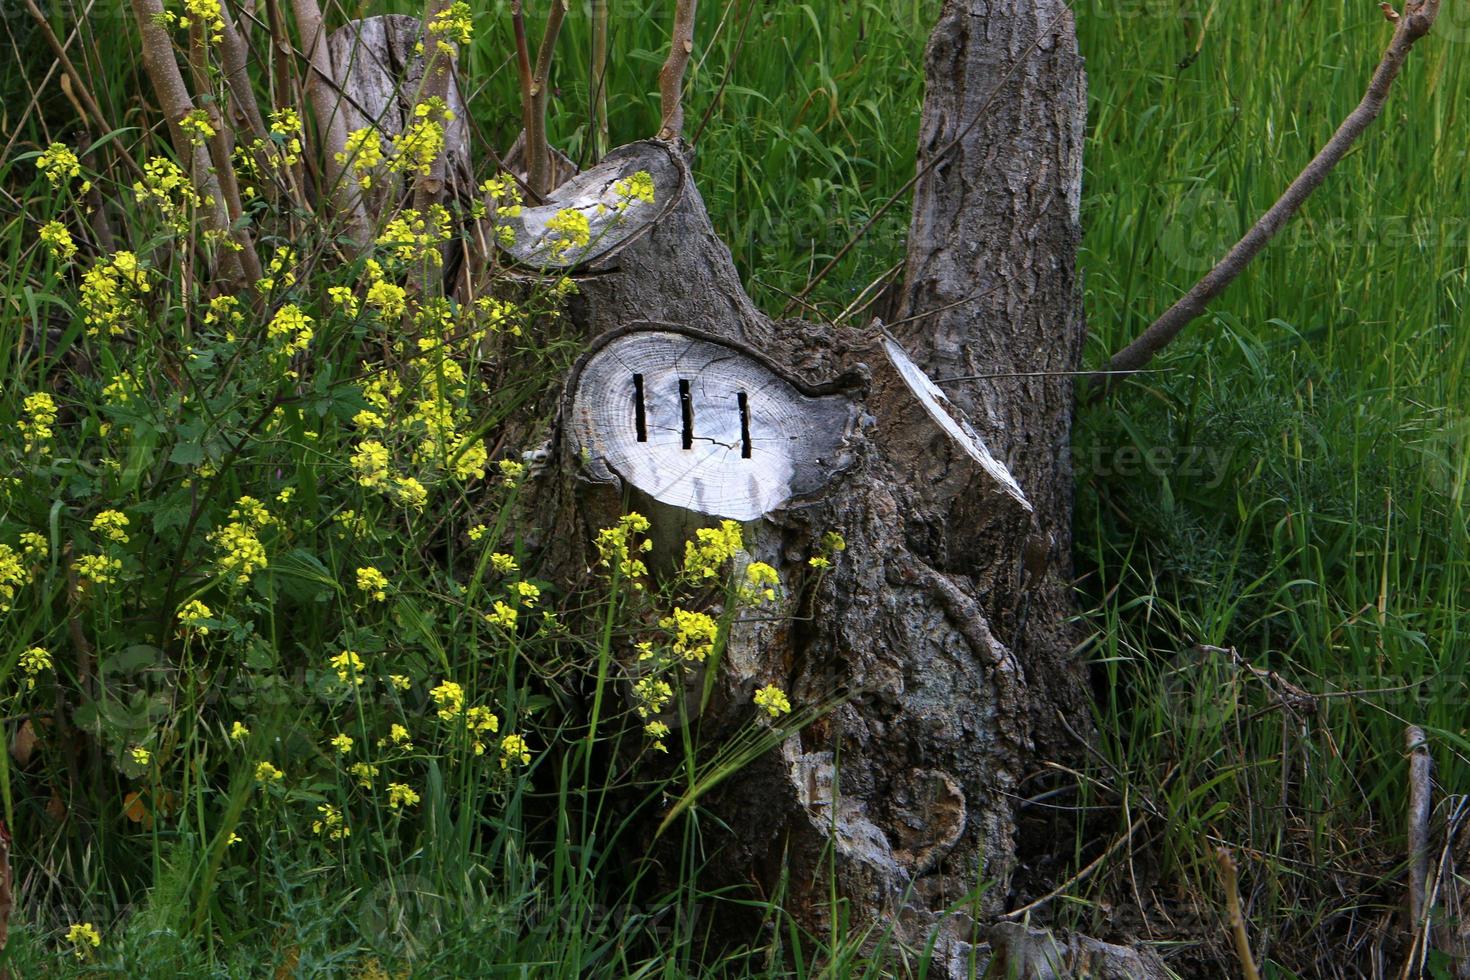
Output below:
[496,141,683,271]
[880,329,1032,512]
[568,326,859,521]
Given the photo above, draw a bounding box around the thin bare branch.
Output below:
[1095,1,1444,392]
[656,0,697,141]
[590,0,610,160]
[526,0,569,196]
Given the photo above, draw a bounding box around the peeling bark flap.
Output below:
[882,335,1032,512]
[569,326,858,521]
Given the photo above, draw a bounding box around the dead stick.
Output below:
[656,0,698,141]
[1094,1,1444,393]
[1406,726,1433,939]
[1216,847,1262,980]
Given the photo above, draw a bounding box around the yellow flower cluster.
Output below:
[356,566,389,602]
[91,509,130,543]
[485,600,517,630]
[612,170,656,206]
[74,553,122,590]
[39,221,76,261]
[19,646,51,689]
[80,251,151,336]
[37,143,82,186]
[546,208,591,255]
[331,733,354,754]
[204,294,244,340]
[330,650,365,686]
[377,208,450,268]
[430,680,464,720]
[19,392,57,452]
[313,803,349,840]
[255,761,284,782]
[809,530,847,570]
[208,495,274,585]
[266,303,314,356]
[392,99,453,176]
[683,519,743,579]
[133,157,202,233]
[499,733,530,769]
[428,1,474,46]
[594,512,652,586]
[466,705,499,755]
[742,562,780,604]
[0,536,45,612]
[180,108,217,144]
[268,108,304,166]
[351,440,391,490]
[337,126,384,189]
[66,922,101,958]
[182,0,226,43]
[659,607,720,663]
[386,782,420,809]
[753,684,792,718]
[178,599,213,634]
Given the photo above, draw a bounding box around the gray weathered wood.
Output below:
[496,141,682,271]
[568,326,858,521]
[321,15,473,214]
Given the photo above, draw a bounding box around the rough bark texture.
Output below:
[894,0,1092,755]
[527,1,1157,974]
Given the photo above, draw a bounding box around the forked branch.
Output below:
[1095,0,1443,393]
[657,0,698,140]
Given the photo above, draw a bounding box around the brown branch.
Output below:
[292,0,371,244]
[590,0,610,160]
[128,0,254,285]
[188,23,264,283]
[218,0,271,145]
[1406,726,1433,939]
[656,0,698,141]
[526,0,569,197]
[1094,1,1444,393]
[1216,847,1262,980]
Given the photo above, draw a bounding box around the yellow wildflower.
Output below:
[499,733,530,768]
[330,733,354,755]
[386,782,421,809]
[19,646,51,689]
[91,509,130,544]
[39,221,76,261]
[330,650,365,686]
[65,922,101,959]
[754,684,792,718]
[178,598,213,634]
[254,761,284,782]
[356,566,389,602]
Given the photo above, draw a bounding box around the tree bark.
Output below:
[524,2,1163,973]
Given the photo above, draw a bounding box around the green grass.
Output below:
[2,0,1469,976]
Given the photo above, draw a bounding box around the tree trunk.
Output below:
[527,2,1167,974]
